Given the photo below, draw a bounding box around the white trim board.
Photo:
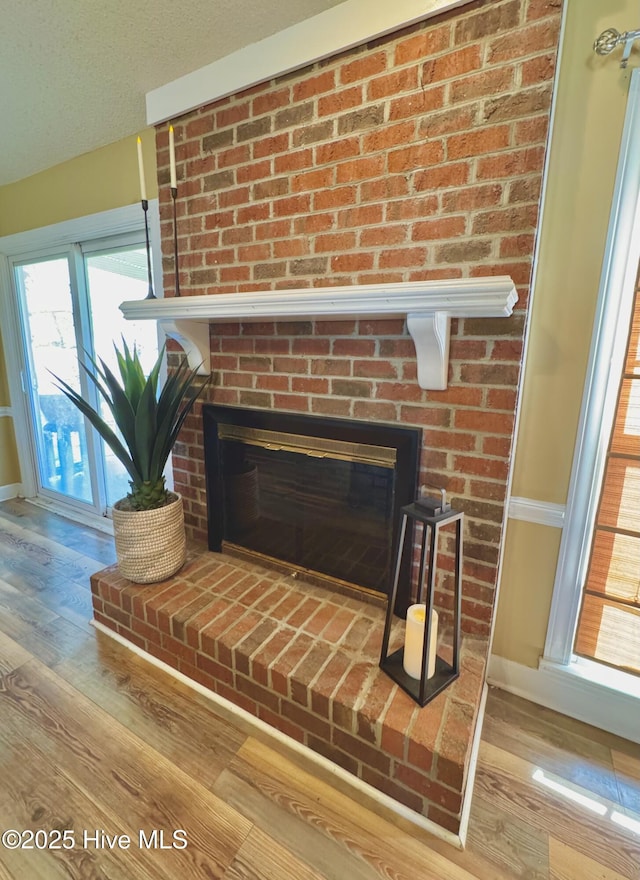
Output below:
[0,483,22,502]
[508,497,565,529]
[0,407,12,418]
[0,203,144,258]
[0,252,36,498]
[92,619,471,849]
[147,0,473,125]
[545,69,640,666]
[487,655,640,745]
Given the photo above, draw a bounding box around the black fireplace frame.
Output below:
[202,404,421,613]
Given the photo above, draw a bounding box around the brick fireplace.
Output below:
[160,0,561,636]
[94,0,562,842]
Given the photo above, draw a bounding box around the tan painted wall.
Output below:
[493,0,636,666]
[0,129,158,490]
[0,130,158,237]
[0,418,20,487]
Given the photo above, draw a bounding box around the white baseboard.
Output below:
[487,654,640,745]
[25,495,114,536]
[0,483,22,502]
[92,619,467,849]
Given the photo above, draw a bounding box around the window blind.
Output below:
[574,284,640,675]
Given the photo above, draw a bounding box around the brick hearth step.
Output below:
[91,549,486,835]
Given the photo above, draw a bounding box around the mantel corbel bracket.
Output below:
[406,311,450,391]
[121,279,518,391]
[161,312,451,389]
[160,319,211,375]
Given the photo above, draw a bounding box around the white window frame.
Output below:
[545,69,640,668]
[0,201,163,505]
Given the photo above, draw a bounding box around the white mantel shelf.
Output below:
[120,277,518,390]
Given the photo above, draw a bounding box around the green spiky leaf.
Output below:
[51,341,209,511]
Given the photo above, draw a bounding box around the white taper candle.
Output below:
[136,136,147,202]
[169,124,177,189]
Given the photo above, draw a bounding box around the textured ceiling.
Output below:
[0,0,346,186]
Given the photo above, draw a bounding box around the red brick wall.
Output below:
[158,0,562,638]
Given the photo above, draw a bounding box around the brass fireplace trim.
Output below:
[223,541,387,607]
[217,424,397,468]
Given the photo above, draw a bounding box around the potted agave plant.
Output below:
[53,340,207,584]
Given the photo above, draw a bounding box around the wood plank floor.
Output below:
[0,498,639,880]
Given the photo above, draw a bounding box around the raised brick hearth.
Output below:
[91,550,485,834]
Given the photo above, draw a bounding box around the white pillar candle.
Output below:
[136,136,147,202]
[169,124,177,189]
[403,604,438,680]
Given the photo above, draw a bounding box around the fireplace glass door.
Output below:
[204,406,421,603]
[221,425,395,594]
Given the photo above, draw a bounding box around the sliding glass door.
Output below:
[84,245,158,507]
[13,237,159,517]
[16,256,94,504]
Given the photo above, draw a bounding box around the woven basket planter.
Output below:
[112,493,186,584]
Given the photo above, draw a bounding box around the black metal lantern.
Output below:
[380,489,463,706]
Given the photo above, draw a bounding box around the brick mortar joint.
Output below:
[173,57,555,144]
[168,70,556,155]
